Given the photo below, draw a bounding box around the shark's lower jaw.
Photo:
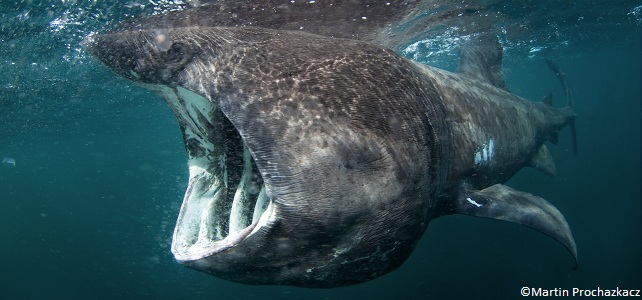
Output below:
[153,86,273,261]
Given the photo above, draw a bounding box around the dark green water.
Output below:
[1,1,640,299]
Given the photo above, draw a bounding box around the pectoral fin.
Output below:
[453,184,577,269]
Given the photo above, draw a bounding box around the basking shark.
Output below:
[85,1,577,288]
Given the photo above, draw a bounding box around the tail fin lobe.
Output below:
[546,58,577,156]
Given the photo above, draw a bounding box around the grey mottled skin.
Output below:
[114,0,487,51]
[85,25,577,287]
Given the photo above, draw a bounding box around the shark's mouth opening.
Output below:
[156,86,274,261]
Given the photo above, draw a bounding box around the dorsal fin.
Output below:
[457,33,506,89]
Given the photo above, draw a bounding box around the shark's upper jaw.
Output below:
[84,31,276,260]
[154,85,274,261]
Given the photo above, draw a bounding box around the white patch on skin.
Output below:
[474,151,482,164]
[474,137,495,166]
[466,197,483,208]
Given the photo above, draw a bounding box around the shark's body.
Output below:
[85,4,577,288]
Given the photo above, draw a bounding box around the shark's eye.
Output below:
[166,42,190,64]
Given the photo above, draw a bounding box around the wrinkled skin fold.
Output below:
[84,15,577,287]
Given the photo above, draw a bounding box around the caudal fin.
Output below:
[546,58,577,156]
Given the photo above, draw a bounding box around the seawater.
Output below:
[0,1,640,299]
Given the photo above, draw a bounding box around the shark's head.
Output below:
[85,26,445,287]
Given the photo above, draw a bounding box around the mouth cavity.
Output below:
[157,86,273,261]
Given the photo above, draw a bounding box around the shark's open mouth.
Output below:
[155,86,274,261]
